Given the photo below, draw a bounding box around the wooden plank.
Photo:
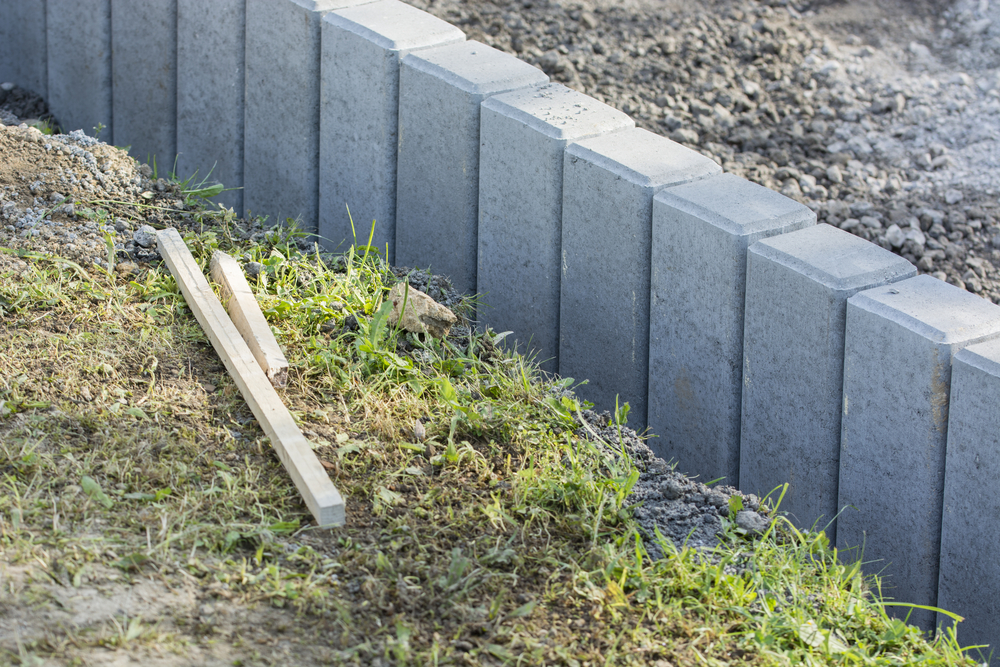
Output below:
[156,228,345,527]
[210,250,289,387]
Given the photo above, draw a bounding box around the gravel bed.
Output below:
[410,0,1000,302]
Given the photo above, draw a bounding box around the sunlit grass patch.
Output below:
[0,218,983,666]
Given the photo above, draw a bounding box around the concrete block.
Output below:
[245,0,371,234]
[395,40,547,292]
[739,224,915,536]
[0,1,10,85]
[937,337,1000,654]
[46,0,111,139]
[319,0,464,261]
[559,128,721,428]
[111,0,177,167]
[177,0,245,213]
[478,83,633,373]
[0,1,47,97]
[647,173,814,484]
[837,275,1000,631]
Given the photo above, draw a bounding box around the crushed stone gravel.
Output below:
[409,0,1000,302]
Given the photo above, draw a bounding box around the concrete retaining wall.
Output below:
[4,0,1000,652]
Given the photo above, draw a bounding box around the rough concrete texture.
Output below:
[559,128,721,429]
[111,0,177,166]
[647,173,814,485]
[478,83,633,373]
[245,0,372,235]
[739,224,915,537]
[0,0,10,85]
[177,0,245,213]
[0,1,46,98]
[837,275,1000,631]
[936,337,1000,657]
[395,41,547,293]
[46,0,111,139]
[319,0,464,261]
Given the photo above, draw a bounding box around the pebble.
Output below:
[133,225,157,249]
[886,224,906,248]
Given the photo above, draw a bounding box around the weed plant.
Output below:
[0,205,985,664]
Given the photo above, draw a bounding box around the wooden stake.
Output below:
[157,228,345,527]
[210,250,289,387]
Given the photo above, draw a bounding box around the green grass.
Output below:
[0,204,985,665]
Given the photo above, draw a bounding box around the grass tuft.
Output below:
[0,199,983,665]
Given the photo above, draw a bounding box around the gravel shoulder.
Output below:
[408,0,1000,302]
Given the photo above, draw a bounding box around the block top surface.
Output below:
[401,40,548,96]
[848,274,1000,345]
[566,128,721,189]
[955,336,1000,378]
[655,172,815,235]
[749,223,916,290]
[291,0,374,12]
[482,83,633,141]
[325,0,465,51]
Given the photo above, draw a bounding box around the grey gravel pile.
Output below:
[0,82,53,127]
[410,0,1000,303]
[575,409,771,556]
[0,122,180,269]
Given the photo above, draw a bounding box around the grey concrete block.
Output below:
[0,1,10,84]
[647,173,814,485]
[837,275,1000,631]
[319,0,464,261]
[739,224,915,536]
[177,0,245,213]
[937,337,1000,654]
[395,40,547,292]
[245,0,371,234]
[559,128,721,428]
[478,83,633,373]
[0,1,47,97]
[111,0,177,167]
[46,0,111,139]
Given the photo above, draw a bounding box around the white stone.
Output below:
[885,223,906,248]
[386,283,456,338]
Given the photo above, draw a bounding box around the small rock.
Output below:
[386,283,457,339]
[905,227,927,247]
[706,492,728,509]
[115,261,138,276]
[735,510,770,535]
[132,224,156,248]
[861,215,883,230]
[885,224,906,248]
[825,164,843,184]
[244,261,265,279]
[944,189,964,205]
[660,477,685,500]
[669,127,700,144]
[963,270,983,293]
[780,179,803,198]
